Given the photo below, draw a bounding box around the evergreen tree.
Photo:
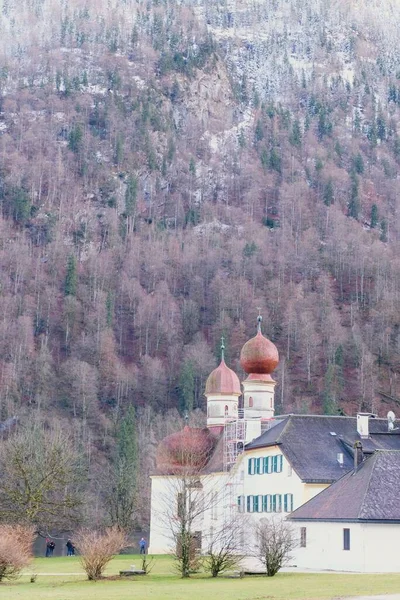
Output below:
[348,171,360,219]
[370,204,378,228]
[353,153,364,174]
[68,124,83,153]
[179,360,195,414]
[289,119,301,147]
[323,180,334,206]
[107,406,138,530]
[64,255,77,297]
[125,174,137,217]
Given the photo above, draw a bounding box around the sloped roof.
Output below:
[245,415,400,483]
[289,450,400,521]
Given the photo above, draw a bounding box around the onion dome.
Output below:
[205,338,241,395]
[240,315,279,375]
[156,426,216,474]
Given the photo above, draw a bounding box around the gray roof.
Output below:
[246,415,400,483]
[289,450,400,521]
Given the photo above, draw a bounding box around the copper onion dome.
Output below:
[240,315,279,375]
[205,338,241,395]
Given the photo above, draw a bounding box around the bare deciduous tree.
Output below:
[0,422,84,532]
[255,517,296,577]
[203,518,245,577]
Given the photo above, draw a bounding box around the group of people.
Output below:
[44,536,146,557]
[45,538,75,557]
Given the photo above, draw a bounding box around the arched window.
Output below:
[224,405,229,417]
[249,396,253,408]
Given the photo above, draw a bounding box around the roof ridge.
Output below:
[276,414,291,442]
[357,453,378,519]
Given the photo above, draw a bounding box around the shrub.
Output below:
[75,527,128,580]
[0,524,35,582]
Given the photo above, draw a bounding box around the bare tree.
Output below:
[255,517,296,577]
[156,427,218,578]
[203,518,245,577]
[75,527,129,581]
[0,422,84,532]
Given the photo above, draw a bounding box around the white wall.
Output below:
[148,472,230,555]
[292,521,400,573]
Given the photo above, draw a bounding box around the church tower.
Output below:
[240,315,279,421]
[204,338,241,428]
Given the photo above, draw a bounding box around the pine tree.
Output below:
[348,171,360,219]
[179,361,195,414]
[64,255,77,297]
[323,180,334,206]
[107,406,138,530]
[370,204,378,228]
[125,174,137,217]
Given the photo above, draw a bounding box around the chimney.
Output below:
[353,440,363,470]
[357,413,370,439]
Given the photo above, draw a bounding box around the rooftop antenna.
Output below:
[220,336,225,361]
[387,410,396,432]
[257,308,263,333]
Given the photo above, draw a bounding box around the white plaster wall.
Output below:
[148,472,230,555]
[239,447,328,553]
[243,380,275,419]
[292,521,400,573]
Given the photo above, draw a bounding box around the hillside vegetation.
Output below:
[1,0,400,524]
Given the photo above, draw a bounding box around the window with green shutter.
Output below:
[247,496,254,512]
[284,493,293,512]
[263,494,272,512]
[256,458,262,474]
[272,494,282,512]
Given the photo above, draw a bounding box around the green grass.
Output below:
[1,554,400,599]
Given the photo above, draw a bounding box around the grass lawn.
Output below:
[2,554,400,600]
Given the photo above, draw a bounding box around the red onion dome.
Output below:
[156,426,216,474]
[205,359,241,395]
[240,319,279,375]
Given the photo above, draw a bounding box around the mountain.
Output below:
[1,0,400,524]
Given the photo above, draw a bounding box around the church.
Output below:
[148,316,400,572]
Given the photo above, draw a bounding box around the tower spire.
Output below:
[220,336,225,361]
[257,308,263,334]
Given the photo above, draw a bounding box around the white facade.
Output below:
[291,520,400,573]
[242,378,276,420]
[148,471,230,555]
[206,392,239,427]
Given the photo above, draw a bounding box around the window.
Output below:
[257,495,264,513]
[248,458,256,475]
[256,457,263,474]
[263,494,272,512]
[247,495,254,513]
[249,396,253,407]
[237,495,245,513]
[272,494,282,512]
[263,456,272,473]
[300,527,307,548]
[224,405,229,417]
[273,455,283,473]
[253,495,259,512]
[343,528,350,551]
[284,494,293,513]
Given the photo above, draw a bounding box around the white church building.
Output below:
[148,317,400,572]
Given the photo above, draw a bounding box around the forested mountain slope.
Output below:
[1,0,400,524]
